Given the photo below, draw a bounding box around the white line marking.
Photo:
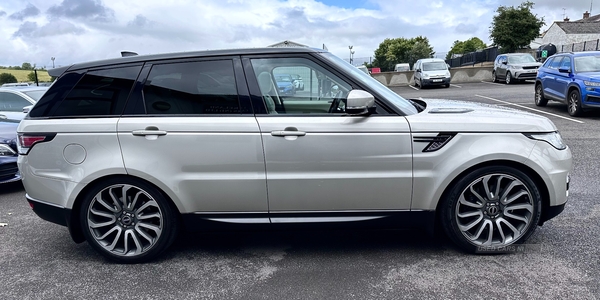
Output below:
[480,81,506,86]
[475,94,584,124]
[409,85,419,90]
[450,84,462,88]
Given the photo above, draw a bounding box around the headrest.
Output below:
[257,72,273,94]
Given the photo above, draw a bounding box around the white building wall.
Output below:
[541,24,567,44]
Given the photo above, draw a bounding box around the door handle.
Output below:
[132,126,167,136]
[271,127,306,137]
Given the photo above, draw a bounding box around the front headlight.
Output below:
[584,80,600,87]
[0,144,16,156]
[510,65,523,70]
[422,74,430,79]
[524,132,567,150]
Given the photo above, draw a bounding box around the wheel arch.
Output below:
[67,174,183,244]
[433,159,551,233]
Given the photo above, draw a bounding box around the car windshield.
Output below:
[319,52,418,115]
[507,55,536,64]
[574,55,600,72]
[422,62,447,71]
[22,90,46,101]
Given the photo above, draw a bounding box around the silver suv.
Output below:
[492,53,542,84]
[18,48,572,263]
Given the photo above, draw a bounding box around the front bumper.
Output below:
[514,69,538,80]
[422,77,451,86]
[0,156,20,184]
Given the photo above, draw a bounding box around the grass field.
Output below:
[0,68,52,82]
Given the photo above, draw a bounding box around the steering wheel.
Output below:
[328,90,345,113]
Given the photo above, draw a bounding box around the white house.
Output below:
[540,11,600,50]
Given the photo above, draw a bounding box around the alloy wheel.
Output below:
[455,173,534,247]
[86,184,164,257]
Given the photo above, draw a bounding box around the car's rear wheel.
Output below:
[534,83,548,106]
[80,177,178,263]
[567,90,583,117]
[441,166,541,253]
[492,71,498,83]
[505,72,513,84]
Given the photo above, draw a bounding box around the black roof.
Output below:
[555,21,600,34]
[49,47,326,77]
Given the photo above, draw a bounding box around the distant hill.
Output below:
[0,69,52,83]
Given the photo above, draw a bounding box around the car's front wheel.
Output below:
[535,83,548,106]
[440,166,541,253]
[505,72,513,84]
[567,89,583,117]
[491,71,498,83]
[80,177,178,263]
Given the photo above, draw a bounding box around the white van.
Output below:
[413,58,451,88]
[394,63,410,72]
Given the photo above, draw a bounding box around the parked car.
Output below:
[535,51,600,116]
[18,47,571,263]
[492,53,541,84]
[0,86,49,118]
[394,63,410,72]
[1,82,31,87]
[413,58,451,88]
[274,74,296,95]
[290,74,304,91]
[0,119,20,184]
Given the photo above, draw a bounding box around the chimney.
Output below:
[564,17,570,22]
[583,11,590,19]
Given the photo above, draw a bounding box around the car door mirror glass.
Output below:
[558,67,570,73]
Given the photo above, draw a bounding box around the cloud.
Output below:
[8,3,40,20]
[0,11,6,17]
[47,0,115,23]
[13,20,85,38]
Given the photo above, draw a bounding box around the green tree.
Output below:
[21,62,34,70]
[0,73,18,84]
[489,1,544,53]
[372,36,434,72]
[27,71,37,82]
[446,38,487,60]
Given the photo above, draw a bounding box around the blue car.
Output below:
[274,74,296,95]
[535,51,600,116]
[0,119,20,184]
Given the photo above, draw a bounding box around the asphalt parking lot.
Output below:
[1,81,599,299]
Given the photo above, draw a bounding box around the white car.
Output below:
[17,48,571,263]
[0,87,48,119]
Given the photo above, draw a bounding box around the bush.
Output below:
[0,73,18,84]
[27,71,37,82]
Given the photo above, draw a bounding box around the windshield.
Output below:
[422,62,447,71]
[507,54,536,64]
[319,52,418,115]
[275,75,292,82]
[574,55,600,72]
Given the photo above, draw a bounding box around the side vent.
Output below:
[413,133,456,152]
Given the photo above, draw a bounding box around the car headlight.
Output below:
[524,132,567,150]
[445,71,451,78]
[510,65,523,70]
[584,80,600,87]
[422,74,430,79]
[0,144,16,156]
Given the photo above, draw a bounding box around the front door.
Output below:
[247,57,413,217]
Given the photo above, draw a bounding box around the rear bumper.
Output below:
[26,195,69,227]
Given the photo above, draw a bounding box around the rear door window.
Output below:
[143,60,240,115]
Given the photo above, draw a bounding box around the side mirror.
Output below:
[502,61,507,65]
[346,90,375,116]
[558,67,570,73]
[416,69,421,73]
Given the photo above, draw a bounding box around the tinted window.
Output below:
[143,60,240,115]
[0,92,31,112]
[559,57,572,70]
[29,66,140,117]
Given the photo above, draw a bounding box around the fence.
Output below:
[445,47,499,68]
[558,39,600,52]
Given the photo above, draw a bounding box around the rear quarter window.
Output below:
[29,66,141,118]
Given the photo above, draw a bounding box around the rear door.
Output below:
[245,55,413,222]
[117,57,268,216]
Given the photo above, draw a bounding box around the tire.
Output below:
[80,177,179,263]
[534,83,548,107]
[492,71,498,83]
[444,84,450,88]
[567,89,583,117]
[505,72,513,84]
[440,166,542,253]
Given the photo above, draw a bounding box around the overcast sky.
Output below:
[0,0,595,68]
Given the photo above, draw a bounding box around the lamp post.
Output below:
[350,50,355,65]
[51,57,55,68]
[349,46,353,64]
